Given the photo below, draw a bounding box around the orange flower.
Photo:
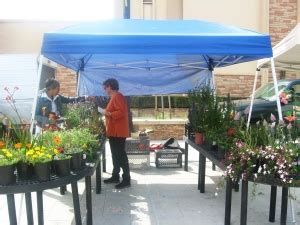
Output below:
[0,141,5,149]
[284,115,296,123]
[14,143,22,149]
[53,136,61,145]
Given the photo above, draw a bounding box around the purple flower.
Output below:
[270,113,276,122]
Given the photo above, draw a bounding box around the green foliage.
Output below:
[0,148,20,166]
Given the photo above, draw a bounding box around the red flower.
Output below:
[284,115,296,123]
[57,147,64,153]
[227,128,235,137]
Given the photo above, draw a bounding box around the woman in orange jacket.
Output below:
[100,78,131,189]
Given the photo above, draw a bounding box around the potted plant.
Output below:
[0,147,20,185]
[53,147,72,177]
[15,143,34,180]
[188,86,214,145]
[26,146,53,182]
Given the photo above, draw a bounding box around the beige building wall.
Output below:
[183,0,269,76]
[0,0,124,54]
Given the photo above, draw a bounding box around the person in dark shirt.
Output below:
[35,78,85,128]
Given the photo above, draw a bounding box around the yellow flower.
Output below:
[26,144,32,149]
[14,143,22,149]
[53,149,59,155]
[26,149,34,156]
[47,154,52,159]
[35,147,41,151]
[6,152,13,158]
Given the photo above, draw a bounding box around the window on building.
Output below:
[0,0,114,21]
[143,0,153,19]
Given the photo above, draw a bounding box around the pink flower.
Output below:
[5,96,12,101]
[14,86,19,90]
[243,106,250,115]
[4,87,8,91]
[234,112,241,121]
[280,92,288,105]
[270,113,276,122]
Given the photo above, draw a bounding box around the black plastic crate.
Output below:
[185,123,195,140]
[155,149,183,168]
[125,138,150,169]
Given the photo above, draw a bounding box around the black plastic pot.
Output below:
[69,152,83,171]
[54,158,71,177]
[34,162,51,182]
[17,162,33,180]
[0,164,16,185]
[217,148,226,159]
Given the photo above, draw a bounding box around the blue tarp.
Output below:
[41,19,273,96]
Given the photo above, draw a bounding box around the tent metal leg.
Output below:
[270,57,283,121]
[247,69,259,128]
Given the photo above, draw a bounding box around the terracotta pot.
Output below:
[194,132,204,145]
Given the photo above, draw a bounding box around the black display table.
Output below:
[0,137,106,225]
[184,137,299,225]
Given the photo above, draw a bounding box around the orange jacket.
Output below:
[105,92,129,138]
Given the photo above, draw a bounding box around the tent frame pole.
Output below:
[30,55,44,134]
[271,57,283,121]
[247,69,259,129]
[76,71,81,97]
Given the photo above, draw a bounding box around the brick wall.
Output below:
[269,0,298,45]
[133,123,185,140]
[55,65,77,96]
[215,74,261,98]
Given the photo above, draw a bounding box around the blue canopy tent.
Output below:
[40,19,273,96]
[32,20,280,130]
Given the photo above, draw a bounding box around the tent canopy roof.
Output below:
[258,23,300,70]
[41,19,273,96]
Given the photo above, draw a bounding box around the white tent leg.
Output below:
[30,55,44,134]
[271,57,283,121]
[247,69,259,129]
[211,70,216,91]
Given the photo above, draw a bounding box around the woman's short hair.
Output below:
[45,78,60,91]
[103,78,119,91]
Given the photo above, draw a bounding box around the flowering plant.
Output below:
[0,148,20,166]
[25,146,53,165]
[224,113,300,184]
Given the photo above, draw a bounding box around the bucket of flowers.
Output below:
[0,144,20,185]
[26,146,53,182]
